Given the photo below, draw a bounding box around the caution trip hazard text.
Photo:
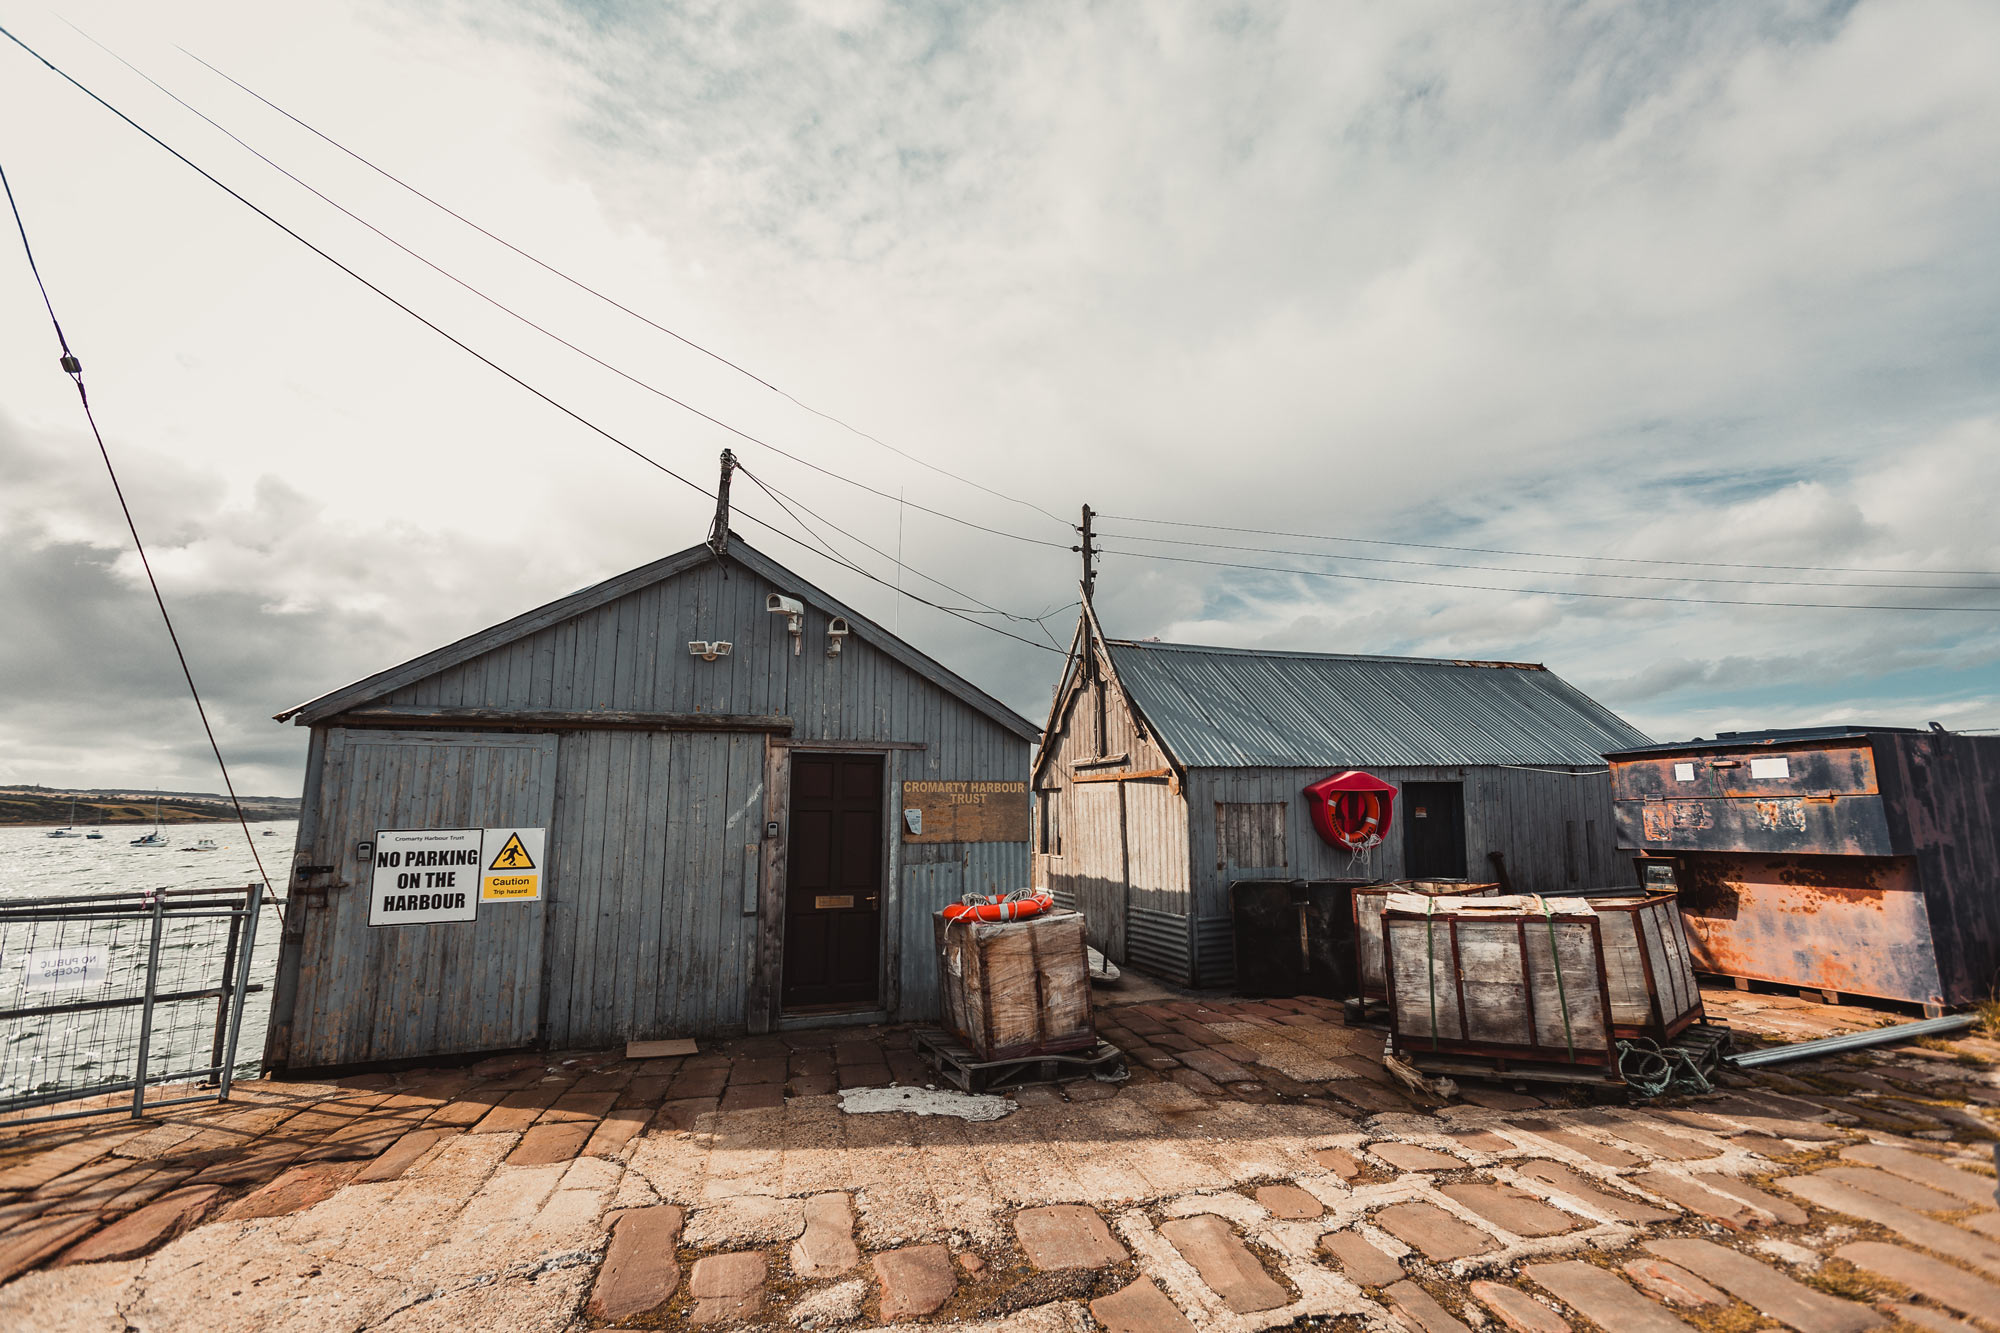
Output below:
[480,827,545,902]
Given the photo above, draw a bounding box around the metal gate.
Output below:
[0,885,265,1124]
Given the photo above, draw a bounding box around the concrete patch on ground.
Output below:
[837,1085,1015,1121]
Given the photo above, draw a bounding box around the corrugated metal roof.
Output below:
[1105,640,1651,769]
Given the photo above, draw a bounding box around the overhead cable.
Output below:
[1097,546,2000,614]
[176,40,1073,532]
[736,464,1070,649]
[1096,515,2000,580]
[1,158,280,915]
[735,468,1062,653]
[63,25,1068,554]
[0,25,1060,659]
[1096,530,2000,592]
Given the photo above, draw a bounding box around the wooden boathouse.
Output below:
[264,533,1037,1072]
[1031,602,1651,987]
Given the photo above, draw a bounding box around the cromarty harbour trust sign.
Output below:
[899,780,1030,843]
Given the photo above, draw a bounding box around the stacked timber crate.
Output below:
[1371,890,1709,1089]
[923,908,1121,1091]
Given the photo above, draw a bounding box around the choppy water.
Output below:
[0,820,295,1113]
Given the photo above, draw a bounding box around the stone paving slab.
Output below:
[1090,1276,1197,1333]
[1159,1213,1291,1314]
[1842,1143,1999,1205]
[1439,1182,1577,1237]
[587,1203,683,1322]
[1374,1201,1496,1260]
[1645,1237,1885,1333]
[1623,1257,1726,1307]
[873,1244,956,1319]
[1015,1204,1128,1270]
[1836,1241,2000,1328]
[1781,1173,2000,1277]
[1388,1278,1472,1333]
[1471,1279,1571,1333]
[1513,1159,1677,1223]
[1527,1259,1697,1333]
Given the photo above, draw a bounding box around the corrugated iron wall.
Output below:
[1184,764,1623,986]
[276,558,1028,1067]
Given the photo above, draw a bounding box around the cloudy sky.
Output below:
[1,0,1996,796]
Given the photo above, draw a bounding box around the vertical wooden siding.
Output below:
[284,557,1027,1061]
[1029,634,1190,968]
[286,729,557,1067]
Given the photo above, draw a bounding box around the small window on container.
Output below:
[1673,762,1696,782]
[1749,757,1790,779]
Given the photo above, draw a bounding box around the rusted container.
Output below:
[1382,893,1616,1069]
[1607,727,2000,1007]
[1587,893,1703,1041]
[934,909,1094,1061]
[1352,880,1500,1003]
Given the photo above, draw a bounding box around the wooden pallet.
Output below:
[1398,1020,1734,1093]
[912,1028,1126,1093]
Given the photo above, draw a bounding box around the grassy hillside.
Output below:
[0,787,299,826]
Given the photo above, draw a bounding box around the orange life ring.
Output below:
[1328,791,1381,849]
[942,893,1054,923]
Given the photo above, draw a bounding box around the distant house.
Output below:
[1030,605,1651,987]
[266,535,1037,1072]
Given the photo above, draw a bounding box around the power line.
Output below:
[0,24,1064,663]
[177,40,1072,531]
[1097,546,2000,614]
[1,157,280,916]
[1096,530,2000,593]
[1096,515,2000,580]
[737,464,1071,648]
[735,467,1063,653]
[64,24,1070,556]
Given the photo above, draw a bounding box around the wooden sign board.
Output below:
[900,780,1030,843]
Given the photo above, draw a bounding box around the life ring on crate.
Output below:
[1304,770,1398,850]
[942,892,1054,923]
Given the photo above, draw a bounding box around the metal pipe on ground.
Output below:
[1727,1013,1976,1068]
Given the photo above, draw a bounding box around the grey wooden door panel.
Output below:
[293,729,556,1066]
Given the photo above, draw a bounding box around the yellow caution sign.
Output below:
[488,832,535,871]
[479,826,544,902]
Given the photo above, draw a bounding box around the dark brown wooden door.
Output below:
[783,754,884,1009]
[1402,781,1467,879]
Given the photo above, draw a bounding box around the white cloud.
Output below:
[1,0,1997,797]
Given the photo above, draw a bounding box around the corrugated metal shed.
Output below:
[1105,640,1650,770]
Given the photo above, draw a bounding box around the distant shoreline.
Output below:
[0,791,299,827]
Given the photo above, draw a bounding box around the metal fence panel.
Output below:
[0,885,264,1124]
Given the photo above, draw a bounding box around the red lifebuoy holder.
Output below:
[1304,771,1398,850]
[942,892,1055,923]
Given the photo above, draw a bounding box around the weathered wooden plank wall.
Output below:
[277,555,1029,1066]
[1029,634,1189,968]
[284,730,556,1067]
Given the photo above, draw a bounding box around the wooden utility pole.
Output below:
[708,449,735,557]
[1077,504,1096,602]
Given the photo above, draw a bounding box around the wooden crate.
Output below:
[1589,892,1704,1041]
[934,909,1094,1061]
[1352,881,1500,1003]
[1383,893,1616,1068]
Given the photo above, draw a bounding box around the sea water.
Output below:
[0,820,294,1108]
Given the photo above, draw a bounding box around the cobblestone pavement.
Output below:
[2,983,1997,1332]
